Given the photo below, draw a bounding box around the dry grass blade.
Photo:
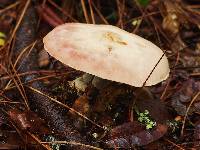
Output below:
[91,2,109,25]
[0,90,21,105]
[81,0,90,23]
[10,63,29,109]
[148,15,171,44]
[164,138,185,150]
[190,72,200,76]
[116,0,125,28]
[13,40,37,69]
[3,71,78,91]
[0,70,66,81]
[181,91,200,136]
[0,63,29,109]
[132,0,145,33]
[27,86,105,130]
[41,141,103,150]
[42,0,47,6]
[9,120,26,144]
[160,50,180,101]
[0,1,21,14]
[9,0,31,43]
[154,22,162,46]
[0,89,16,101]
[48,0,78,22]
[142,50,168,87]
[22,72,74,84]
[187,5,200,9]
[37,4,64,27]
[0,100,20,104]
[132,16,143,34]
[125,11,160,24]
[27,132,52,150]
[89,0,95,24]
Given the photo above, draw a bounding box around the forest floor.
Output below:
[0,0,199,149]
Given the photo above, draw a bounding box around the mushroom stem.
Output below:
[69,73,111,92]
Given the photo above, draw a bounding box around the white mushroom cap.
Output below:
[43,23,170,87]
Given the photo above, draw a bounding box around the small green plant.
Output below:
[167,119,183,133]
[135,109,156,129]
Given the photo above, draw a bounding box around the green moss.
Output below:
[135,109,156,129]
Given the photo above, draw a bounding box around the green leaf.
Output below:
[137,0,149,7]
[0,39,5,46]
[146,124,152,129]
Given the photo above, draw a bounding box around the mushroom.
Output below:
[43,23,170,87]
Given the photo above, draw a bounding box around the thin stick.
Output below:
[0,64,29,109]
[13,40,37,69]
[141,49,168,87]
[27,132,52,150]
[132,0,145,33]
[0,1,20,14]
[187,5,200,9]
[91,2,109,25]
[0,101,20,104]
[10,63,30,110]
[181,92,200,136]
[27,86,105,130]
[9,0,31,42]
[190,72,200,76]
[164,138,185,150]
[160,48,180,101]
[124,11,160,24]
[81,0,90,23]
[48,0,78,22]
[4,71,79,91]
[88,0,95,24]
[41,141,103,150]
[119,0,126,28]
[0,70,73,80]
